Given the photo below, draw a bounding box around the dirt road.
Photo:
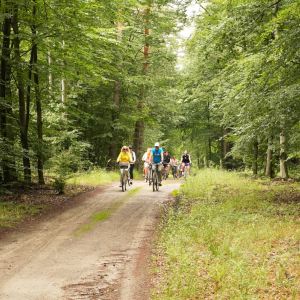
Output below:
[0,179,181,300]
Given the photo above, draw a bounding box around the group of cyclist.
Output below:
[116,142,192,187]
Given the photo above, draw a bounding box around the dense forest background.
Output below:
[0,0,300,189]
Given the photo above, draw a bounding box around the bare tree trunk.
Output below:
[0,8,11,183]
[62,40,67,109]
[32,0,45,185]
[265,138,273,177]
[203,155,208,168]
[223,128,228,157]
[253,140,258,175]
[280,133,288,178]
[272,3,288,179]
[48,52,53,89]
[109,21,122,169]
[134,7,150,169]
[133,99,145,170]
[12,4,31,186]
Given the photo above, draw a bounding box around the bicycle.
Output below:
[163,163,169,180]
[177,166,182,178]
[119,162,130,192]
[182,163,191,179]
[183,164,188,179]
[172,165,177,179]
[151,163,160,192]
[145,162,150,183]
[148,163,153,186]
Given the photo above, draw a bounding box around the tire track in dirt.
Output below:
[0,179,181,300]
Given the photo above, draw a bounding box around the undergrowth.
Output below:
[67,168,120,187]
[151,169,300,299]
[0,202,47,228]
[0,168,123,228]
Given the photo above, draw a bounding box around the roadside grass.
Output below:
[0,201,47,228]
[67,169,120,187]
[0,168,122,229]
[151,169,300,299]
[67,168,143,187]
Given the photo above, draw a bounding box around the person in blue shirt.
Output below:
[149,142,164,186]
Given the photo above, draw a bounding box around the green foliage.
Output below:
[67,168,120,187]
[52,175,66,194]
[175,0,300,175]
[152,169,300,299]
[0,201,46,228]
[0,0,192,187]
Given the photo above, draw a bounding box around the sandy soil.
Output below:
[0,179,181,300]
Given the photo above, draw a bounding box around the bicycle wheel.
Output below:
[153,172,156,192]
[122,172,125,192]
[156,174,159,191]
[149,169,152,186]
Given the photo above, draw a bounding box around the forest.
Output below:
[0,0,299,191]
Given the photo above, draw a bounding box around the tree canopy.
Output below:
[0,0,300,189]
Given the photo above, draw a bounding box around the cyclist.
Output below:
[128,145,136,185]
[180,150,192,176]
[178,163,183,177]
[163,151,171,177]
[170,156,179,178]
[142,148,152,179]
[149,142,163,186]
[116,146,132,187]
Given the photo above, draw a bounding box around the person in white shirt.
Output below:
[170,156,179,178]
[128,145,136,184]
[142,148,151,179]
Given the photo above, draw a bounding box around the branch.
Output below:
[7,108,20,127]
[269,0,282,8]
[199,3,210,16]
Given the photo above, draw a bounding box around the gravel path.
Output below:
[0,179,181,300]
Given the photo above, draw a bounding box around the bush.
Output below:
[52,175,66,194]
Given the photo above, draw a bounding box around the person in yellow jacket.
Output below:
[116,146,132,187]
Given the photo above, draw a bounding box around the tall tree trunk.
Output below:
[134,6,150,169]
[5,40,17,181]
[0,8,12,183]
[32,0,45,185]
[253,140,258,175]
[265,138,273,177]
[109,20,122,169]
[279,131,288,178]
[48,52,53,89]
[62,40,67,110]
[223,128,228,157]
[12,4,31,186]
[272,3,288,178]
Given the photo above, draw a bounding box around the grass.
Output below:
[0,201,47,228]
[92,211,109,221]
[74,201,125,236]
[67,168,120,186]
[67,168,143,187]
[0,168,125,229]
[127,186,143,195]
[151,169,300,299]
[75,186,143,236]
